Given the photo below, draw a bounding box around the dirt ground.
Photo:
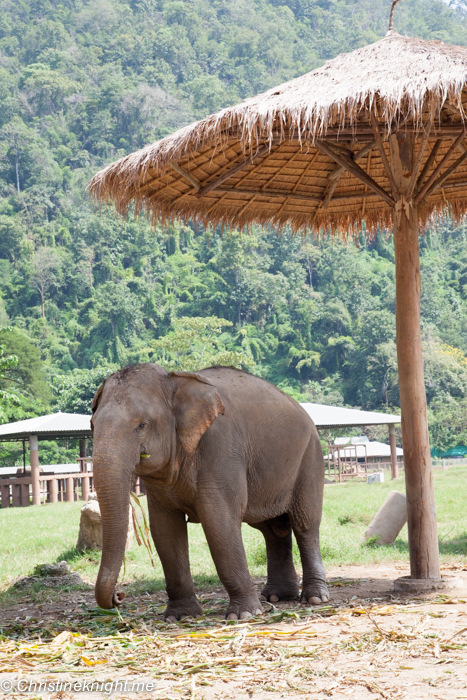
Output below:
[1,563,467,699]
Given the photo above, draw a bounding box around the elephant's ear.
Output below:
[90,380,106,431]
[169,372,225,455]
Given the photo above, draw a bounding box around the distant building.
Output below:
[325,435,403,464]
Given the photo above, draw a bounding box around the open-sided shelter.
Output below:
[303,404,402,480]
[89,2,463,583]
[0,412,92,507]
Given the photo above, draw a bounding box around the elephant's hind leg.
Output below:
[292,526,329,605]
[289,441,329,606]
[251,517,299,603]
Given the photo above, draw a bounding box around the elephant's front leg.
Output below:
[200,509,262,620]
[146,494,202,622]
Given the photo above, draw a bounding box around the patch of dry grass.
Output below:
[1,595,467,696]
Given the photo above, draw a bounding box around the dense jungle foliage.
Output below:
[1,0,467,464]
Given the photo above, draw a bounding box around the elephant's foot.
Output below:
[225,593,263,621]
[259,579,300,603]
[300,579,330,606]
[164,596,203,622]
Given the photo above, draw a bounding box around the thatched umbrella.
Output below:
[89,1,467,584]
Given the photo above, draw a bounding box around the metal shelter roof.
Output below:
[0,412,92,441]
[300,404,400,430]
[0,405,400,441]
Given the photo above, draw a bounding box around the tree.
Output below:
[31,246,61,318]
[0,326,18,422]
[0,215,26,260]
[0,117,33,193]
[0,327,18,392]
[21,63,79,115]
[150,316,254,371]
[76,244,95,290]
[0,326,49,402]
[50,366,116,413]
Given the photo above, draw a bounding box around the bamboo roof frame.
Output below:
[90,30,467,237]
[88,3,467,589]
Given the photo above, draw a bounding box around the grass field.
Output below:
[0,467,466,600]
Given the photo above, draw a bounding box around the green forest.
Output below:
[1,0,467,464]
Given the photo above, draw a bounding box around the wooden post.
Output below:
[20,483,30,506]
[1,483,10,508]
[79,439,87,471]
[50,478,58,503]
[82,475,90,501]
[79,437,89,500]
[66,476,74,502]
[12,484,21,507]
[390,133,440,580]
[30,435,41,506]
[389,424,399,479]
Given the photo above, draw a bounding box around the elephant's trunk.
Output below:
[93,446,135,609]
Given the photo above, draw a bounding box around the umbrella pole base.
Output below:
[394,575,463,593]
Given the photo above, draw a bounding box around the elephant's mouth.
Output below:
[135,460,156,475]
[134,462,173,484]
[135,451,154,472]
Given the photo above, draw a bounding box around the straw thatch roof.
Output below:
[89,30,467,234]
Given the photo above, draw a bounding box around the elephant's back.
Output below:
[199,366,314,434]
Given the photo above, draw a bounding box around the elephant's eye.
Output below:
[138,422,146,429]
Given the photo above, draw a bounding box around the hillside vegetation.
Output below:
[1,0,467,461]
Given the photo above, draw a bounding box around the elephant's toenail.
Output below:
[255,608,263,616]
[240,611,252,620]
[259,594,267,601]
[308,596,322,605]
[269,594,279,603]
[226,613,238,620]
[165,615,177,623]
[322,595,329,602]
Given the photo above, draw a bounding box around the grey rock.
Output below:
[42,572,83,588]
[36,561,70,577]
[362,491,407,545]
[15,572,83,589]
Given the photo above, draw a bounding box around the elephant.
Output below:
[91,363,329,621]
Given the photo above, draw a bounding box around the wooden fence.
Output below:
[0,472,94,508]
[0,457,144,507]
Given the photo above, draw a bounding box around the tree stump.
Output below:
[77,496,134,551]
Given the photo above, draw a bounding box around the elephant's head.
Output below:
[91,363,224,609]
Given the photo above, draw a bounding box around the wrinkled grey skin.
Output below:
[91,363,329,621]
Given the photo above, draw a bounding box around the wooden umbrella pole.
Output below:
[390,133,440,579]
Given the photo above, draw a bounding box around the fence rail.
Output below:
[432,458,467,468]
[325,458,467,483]
[0,471,144,508]
[0,473,94,508]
